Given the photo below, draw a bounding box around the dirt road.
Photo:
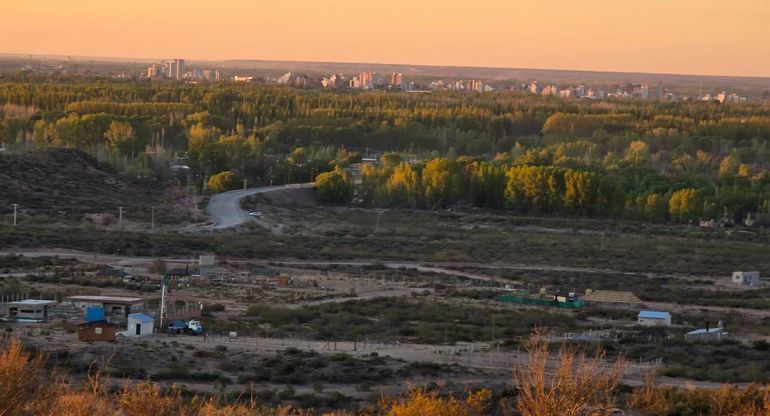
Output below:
[206,183,315,229]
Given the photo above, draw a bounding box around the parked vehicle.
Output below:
[248,211,262,218]
[167,319,203,335]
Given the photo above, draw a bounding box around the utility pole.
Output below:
[150,206,155,231]
[159,275,167,330]
[192,192,198,222]
[118,207,124,229]
[12,204,18,226]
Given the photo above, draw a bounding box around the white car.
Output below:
[248,211,262,218]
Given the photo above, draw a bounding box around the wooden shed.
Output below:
[78,320,117,342]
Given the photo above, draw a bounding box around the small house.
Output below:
[637,310,672,327]
[126,313,155,336]
[79,320,117,342]
[732,271,761,286]
[7,300,58,322]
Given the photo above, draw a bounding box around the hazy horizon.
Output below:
[2,0,769,78]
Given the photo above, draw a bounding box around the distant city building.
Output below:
[202,69,221,82]
[359,71,375,89]
[322,73,346,88]
[277,72,310,88]
[174,58,185,80]
[541,85,559,96]
[390,72,403,87]
[528,81,540,94]
[147,64,159,78]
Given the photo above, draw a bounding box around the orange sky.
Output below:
[1,0,769,77]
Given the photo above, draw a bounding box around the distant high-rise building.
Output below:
[147,64,158,78]
[165,61,176,79]
[359,72,375,89]
[202,69,221,82]
[390,72,403,87]
[277,72,310,88]
[174,58,185,80]
[322,73,345,88]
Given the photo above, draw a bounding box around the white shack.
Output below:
[126,313,155,336]
[637,310,672,327]
[731,271,761,286]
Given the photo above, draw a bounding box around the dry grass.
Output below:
[513,329,625,416]
[2,334,770,415]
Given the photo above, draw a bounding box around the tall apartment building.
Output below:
[390,72,403,87]
[164,58,185,80]
[147,64,159,78]
[202,69,221,82]
[359,72,375,89]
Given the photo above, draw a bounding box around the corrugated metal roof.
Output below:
[9,299,57,306]
[687,328,725,335]
[128,313,155,323]
[638,311,671,319]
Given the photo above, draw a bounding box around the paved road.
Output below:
[205,183,315,229]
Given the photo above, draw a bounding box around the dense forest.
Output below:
[2,80,770,222]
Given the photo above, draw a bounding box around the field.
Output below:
[3,181,770,411]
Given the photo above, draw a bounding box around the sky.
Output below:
[1,0,769,77]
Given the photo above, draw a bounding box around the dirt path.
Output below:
[206,183,315,229]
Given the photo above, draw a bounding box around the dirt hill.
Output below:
[0,149,184,224]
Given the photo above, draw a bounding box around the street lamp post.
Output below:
[12,204,18,226]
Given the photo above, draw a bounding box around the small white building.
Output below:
[7,300,58,322]
[126,313,155,336]
[637,310,672,327]
[732,271,762,286]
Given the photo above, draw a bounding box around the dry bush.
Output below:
[513,328,625,416]
[386,388,491,416]
[0,338,44,416]
[628,374,770,416]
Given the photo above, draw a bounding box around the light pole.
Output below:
[150,206,155,231]
[12,204,18,226]
[118,207,124,229]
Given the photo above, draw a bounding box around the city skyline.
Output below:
[1,0,769,78]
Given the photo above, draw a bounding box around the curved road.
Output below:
[205,183,315,229]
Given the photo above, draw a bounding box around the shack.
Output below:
[126,313,155,336]
[7,299,58,322]
[78,320,117,342]
[732,271,762,286]
[637,310,672,327]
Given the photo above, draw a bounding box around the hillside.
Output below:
[0,149,185,224]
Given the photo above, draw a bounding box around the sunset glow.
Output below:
[1,0,769,76]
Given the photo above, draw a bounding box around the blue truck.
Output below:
[167,319,203,335]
